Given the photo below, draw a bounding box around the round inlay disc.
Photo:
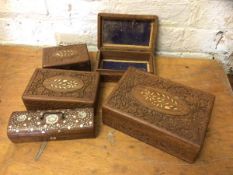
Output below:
[46,114,59,125]
[78,111,87,119]
[17,114,27,122]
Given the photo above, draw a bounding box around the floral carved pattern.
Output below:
[106,68,215,145]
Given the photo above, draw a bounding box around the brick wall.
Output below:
[0,0,233,73]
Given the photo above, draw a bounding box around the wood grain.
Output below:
[0,45,233,175]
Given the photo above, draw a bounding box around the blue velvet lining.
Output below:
[102,60,148,71]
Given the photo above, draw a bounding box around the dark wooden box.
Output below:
[7,108,95,143]
[95,13,158,82]
[102,68,215,163]
[22,68,100,111]
[42,44,91,71]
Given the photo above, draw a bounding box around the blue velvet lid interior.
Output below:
[102,19,151,46]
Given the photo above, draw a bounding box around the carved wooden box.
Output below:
[102,68,215,163]
[7,108,95,143]
[22,68,100,111]
[42,44,91,71]
[96,13,158,82]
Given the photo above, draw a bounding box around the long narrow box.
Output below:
[102,67,215,163]
[7,108,95,143]
[22,68,100,111]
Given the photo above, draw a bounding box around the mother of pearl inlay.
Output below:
[17,115,27,122]
[8,108,94,140]
[78,111,87,119]
[46,114,59,125]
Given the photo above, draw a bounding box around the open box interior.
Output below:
[97,50,153,72]
[96,13,157,79]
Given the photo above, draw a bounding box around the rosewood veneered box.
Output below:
[42,44,91,71]
[96,13,158,82]
[22,68,100,111]
[8,108,95,143]
[102,67,215,163]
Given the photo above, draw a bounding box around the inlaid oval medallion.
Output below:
[43,76,84,92]
[131,85,190,116]
[52,49,77,58]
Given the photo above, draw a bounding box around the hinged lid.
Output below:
[42,44,89,67]
[98,13,158,52]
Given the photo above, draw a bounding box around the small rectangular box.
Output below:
[96,13,158,82]
[22,68,100,111]
[7,108,95,143]
[102,67,215,163]
[42,44,91,71]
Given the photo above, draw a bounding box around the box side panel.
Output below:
[8,129,95,143]
[42,60,91,71]
[102,106,200,163]
[22,98,93,110]
[99,72,122,82]
[22,68,40,98]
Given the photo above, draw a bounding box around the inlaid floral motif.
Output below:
[52,49,77,58]
[131,85,190,116]
[43,76,84,92]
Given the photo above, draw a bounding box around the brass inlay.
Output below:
[43,76,84,92]
[131,85,190,115]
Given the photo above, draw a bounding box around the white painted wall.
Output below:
[0,0,233,73]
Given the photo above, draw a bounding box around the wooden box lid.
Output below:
[22,68,100,110]
[42,44,90,68]
[98,13,158,52]
[102,67,215,162]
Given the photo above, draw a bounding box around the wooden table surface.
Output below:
[0,45,233,175]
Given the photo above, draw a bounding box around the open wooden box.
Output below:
[96,13,158,82]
